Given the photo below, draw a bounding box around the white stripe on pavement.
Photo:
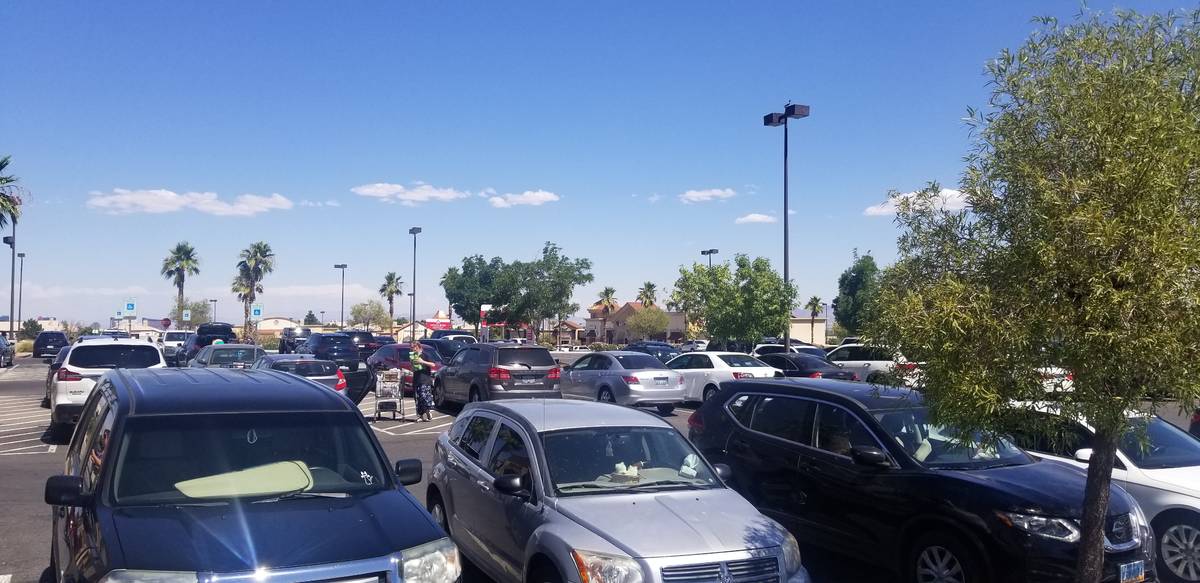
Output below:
[0,412,48,423]
[0,430,45,439]
[1,573,12,583]
[0,436,44,447]
[0,444,48,454]
[0,424,41,434]
[401,421,453,435]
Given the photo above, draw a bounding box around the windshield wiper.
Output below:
[558,483,640,494]
[629,480,708,490]
[250,491,351,503]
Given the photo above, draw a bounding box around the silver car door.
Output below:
[562,355,593,398]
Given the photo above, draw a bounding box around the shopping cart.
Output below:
[374,369,406,421]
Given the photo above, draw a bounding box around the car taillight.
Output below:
[489,367,511,380]
[622,375,640,384]
[678,375,684,385]
[335,369,347,392]
[851,373,860,381]
[687,410,704,432]
[1192,410,1200,424]
[1066,372,1074,381]
[58,368,82,382]
[807,372,823,378]
[731,372,752,379]
[547,367,561,380]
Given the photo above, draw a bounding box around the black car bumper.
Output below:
[991,528,1155,582]
[36,346,66,357]
[52,403,85,425]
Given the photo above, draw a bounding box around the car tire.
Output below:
[1154,512,1200,583]
[598,388,616,403]
[469,387,483,403]
[656,404,675,415]
[47,422,71,445]
[433,381,447,409]
[531,563,563,583]
[427,491,450,535]
[702,385,718,403]
[907,530,986,583]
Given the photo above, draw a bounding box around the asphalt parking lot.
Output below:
[2,356,1194,583]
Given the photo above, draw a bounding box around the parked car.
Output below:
[624,341,682,364]
[33,331,70,358]
[342,329,385,361]
[680,339,709,352]
[431,329,475,340]
[174,322,237,366]
[1192,408,1200,438]
[825,343,916,384]
[188,344,265,369]
[0,335,14,367]
[839,336,861,345]
[664,352,780,403]
[42,346,70,408]
[560,351,685,414]
[376,334,396,345]
[434,344,561,406]
[278,326,312,354]
[1001,404,1200,583]
[251,353,347,392]
[420,337,469,362]
[757,353,860,381]
[45,367,455,583]
[688,379,1156,583]
[159,330,191,362]
[297,332,362,371]
[367,343,446,395]
[426,399,810,583]
[49,337,166,437]
[443,334,477,344]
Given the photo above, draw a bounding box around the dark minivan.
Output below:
[174,322,237,366]
[298,332,362,371]
[45,368,459,583]
[434,344,561,406]
[34,331,70,358]
[688,379,1155,583]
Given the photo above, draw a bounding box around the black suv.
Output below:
[34,331,70,358]
[174,322,238,366]
[298,332,362,371]
[688,379,1155,583]
[45,368,455,583]
[278,327,311,354]
[342,329,383,361]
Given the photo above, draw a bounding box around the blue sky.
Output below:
[1,1,1186,324]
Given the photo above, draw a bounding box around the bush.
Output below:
[588,342,620,351]
[15,340,33,353]
[258,336,280,350]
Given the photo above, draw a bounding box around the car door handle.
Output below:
[476,479,492,492]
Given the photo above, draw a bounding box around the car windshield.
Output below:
[210,347,265,365]
[164,332,189,342]
[615,354,667,370]
[542,426,720,496]
[271,360,338,377]
[68,345,161,369]
[873,408,1031,469]
[497,348,554,367]
[197,325,234,336]
[324,335,355,348]
[402,347,445,363]
[1119,416,1200,469]
[719,354,767,368]
[111,412,388,505]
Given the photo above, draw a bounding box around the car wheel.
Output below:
[433,381,447,408]
[427,491,450,535]
[469,387,483,403]
[1156,513,1200,583]
[598,388,616,403]
[532,563,563,583]
[907,531,985,583]
[702,385,718,403]
[656,404,675,415]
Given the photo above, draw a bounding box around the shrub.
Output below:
[15,340,33,353]
[258,336,281,350]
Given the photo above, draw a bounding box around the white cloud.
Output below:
[788,209,796,215]
[679,188,736,204]
[25,283,149,299]
[648,194,662,204]
[863,188,967,216]
[350,181,471,206]
[87,189,293,216]
[488,190,560,208]
[735,213,778,224]
[299,200,342,208]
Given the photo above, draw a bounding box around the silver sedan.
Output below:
[560,351,685,414]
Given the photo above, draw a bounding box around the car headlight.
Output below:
[781,533,804,578]
[98,571,198,583]
[996,511,1081,543]
[402,537,462,583]
[570,549,644,583]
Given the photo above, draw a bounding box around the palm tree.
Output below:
[636,282,657,307]
[804,296,823,344]
[596,287,618,343]
[232,242,276,339]
[379,272,403,332]
[161,242,200,310]
[0,156,23,229]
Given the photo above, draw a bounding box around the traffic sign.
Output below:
[251,304,264,321]
[160,318,171,329]
[181,309,192,322]
[123,298,137,318]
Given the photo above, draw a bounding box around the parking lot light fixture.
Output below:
[408,227,422,341]
[701,248,719,268]
[16,252,24,324]
[334,264,348,329]
[763,102,810,349]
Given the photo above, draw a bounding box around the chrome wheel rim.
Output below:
[599,391,614,403]
[1163,524,1200,581]
[431,502,447,532]
[916,546,964,583]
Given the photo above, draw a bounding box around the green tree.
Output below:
[831,251,878,335]
[803,296,823,344]
[636,282,657,307]
[705,255,795,344]
[627,306,669,340]
[0,156,24,229]
[867,10,1200,581]
[232,241,275,339]
[169,298,210,327]
[442,255,512,334]
[669,264,718,338]
[379,272,403,326]
[19,318,42,340]
[595,287,619,343]
[160,242,200,309]
[350,300,391,331]
[303,310,319,326]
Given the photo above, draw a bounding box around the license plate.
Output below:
[1120,561,1145,583]
[655,378,668,385]
[515,378,539,385]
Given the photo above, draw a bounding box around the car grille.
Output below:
[1106,514,1134,545]
[661,557,779,583]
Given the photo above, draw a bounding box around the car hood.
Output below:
[1138,466,1200,497]
[945,459,1133,517]
[554,488,786,558]
[110,489,441,573]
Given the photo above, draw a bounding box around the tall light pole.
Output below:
[408,227,422,341]
[701,248,719,268]
[16,252,25,325]
[4,223,14,340]
[764,103,810,348]
[333,264,348,328]
[320,310,326,326]
[209,299,217,322]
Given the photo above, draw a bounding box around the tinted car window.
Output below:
[1119,416,1200,469]
[272,360,338,376]
[759,354,793,370]
[210,347,264,365]
[757,345,787,355]
[814,404,879,457]
[614,354,667,370]
[459,416,496,460]
[164,332,189,342]
[196,323,234,336]
[750,396,815,445]
[323,335,355,347]
[39,332,68,341]
[719,354,767,368]
[489,424,532,480]
[69,345,161,369]
[727,394,756,425]
[496,347,554,366]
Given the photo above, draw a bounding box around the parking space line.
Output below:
[400,421,453,435]
[370,425,398,437]
[0,424,41,434]
[0,436,44,447]
[0,430,45,439]
[0,401,43,411]
[0,412,48,423]
[1,572,12,583]
[0,406,44,415]
[0,444,48,454]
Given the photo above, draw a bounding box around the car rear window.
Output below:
[210,347,264,365]
[497,347,555,367]
[39,332,68,340]
[197,324,234,336]
[324,335,355,347]
[271,360,338,377]
[69,345,162,369]
[164,332,189,342]
[615,354,667,370]
[719,354,767,368]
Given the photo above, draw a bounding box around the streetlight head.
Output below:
[763,113,785,127]
[784,104,810,119]
[409,227,422,235]
[17,253,24,258]
[333,263,348,269]
[709,248,719,254]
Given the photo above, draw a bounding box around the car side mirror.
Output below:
[850,446,891,468]
[45,475,90,507]
[394,459,423,486]
[1074,448,1093,463]
[713,463,732,481]
[493,474,530,498]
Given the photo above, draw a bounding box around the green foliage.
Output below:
[232,241,275,337]
[866,10,1200,580]
[441,242,592,329]
[15,339,32,353]
[258,336,280,350]
[379,272,403,323]
[672,255,795,345]
[350,300,392,331]
[169,298,210,326]
[18,318,42,340]
[161,242,200,306]
[0,155,23,228]
[303,310,319,326]
[832,251,878,335]
[627,307,669,340]
[588,342,620,351]
[636,282,657,307]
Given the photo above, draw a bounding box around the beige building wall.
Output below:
[789,317,828,346]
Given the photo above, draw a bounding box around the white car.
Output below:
[679,339,709,352]
[49,338,166,437]
[665,351,780,402]
[825,343,919,385]
[442,333,477,344]
[1008,404,1200,582]
[160,330,192,362]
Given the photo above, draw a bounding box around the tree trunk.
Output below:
[243,298,252,343]
[388,297,394,330]
[177,282,185,316]
[810,317,816,344]
[1075,426,1119,583]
